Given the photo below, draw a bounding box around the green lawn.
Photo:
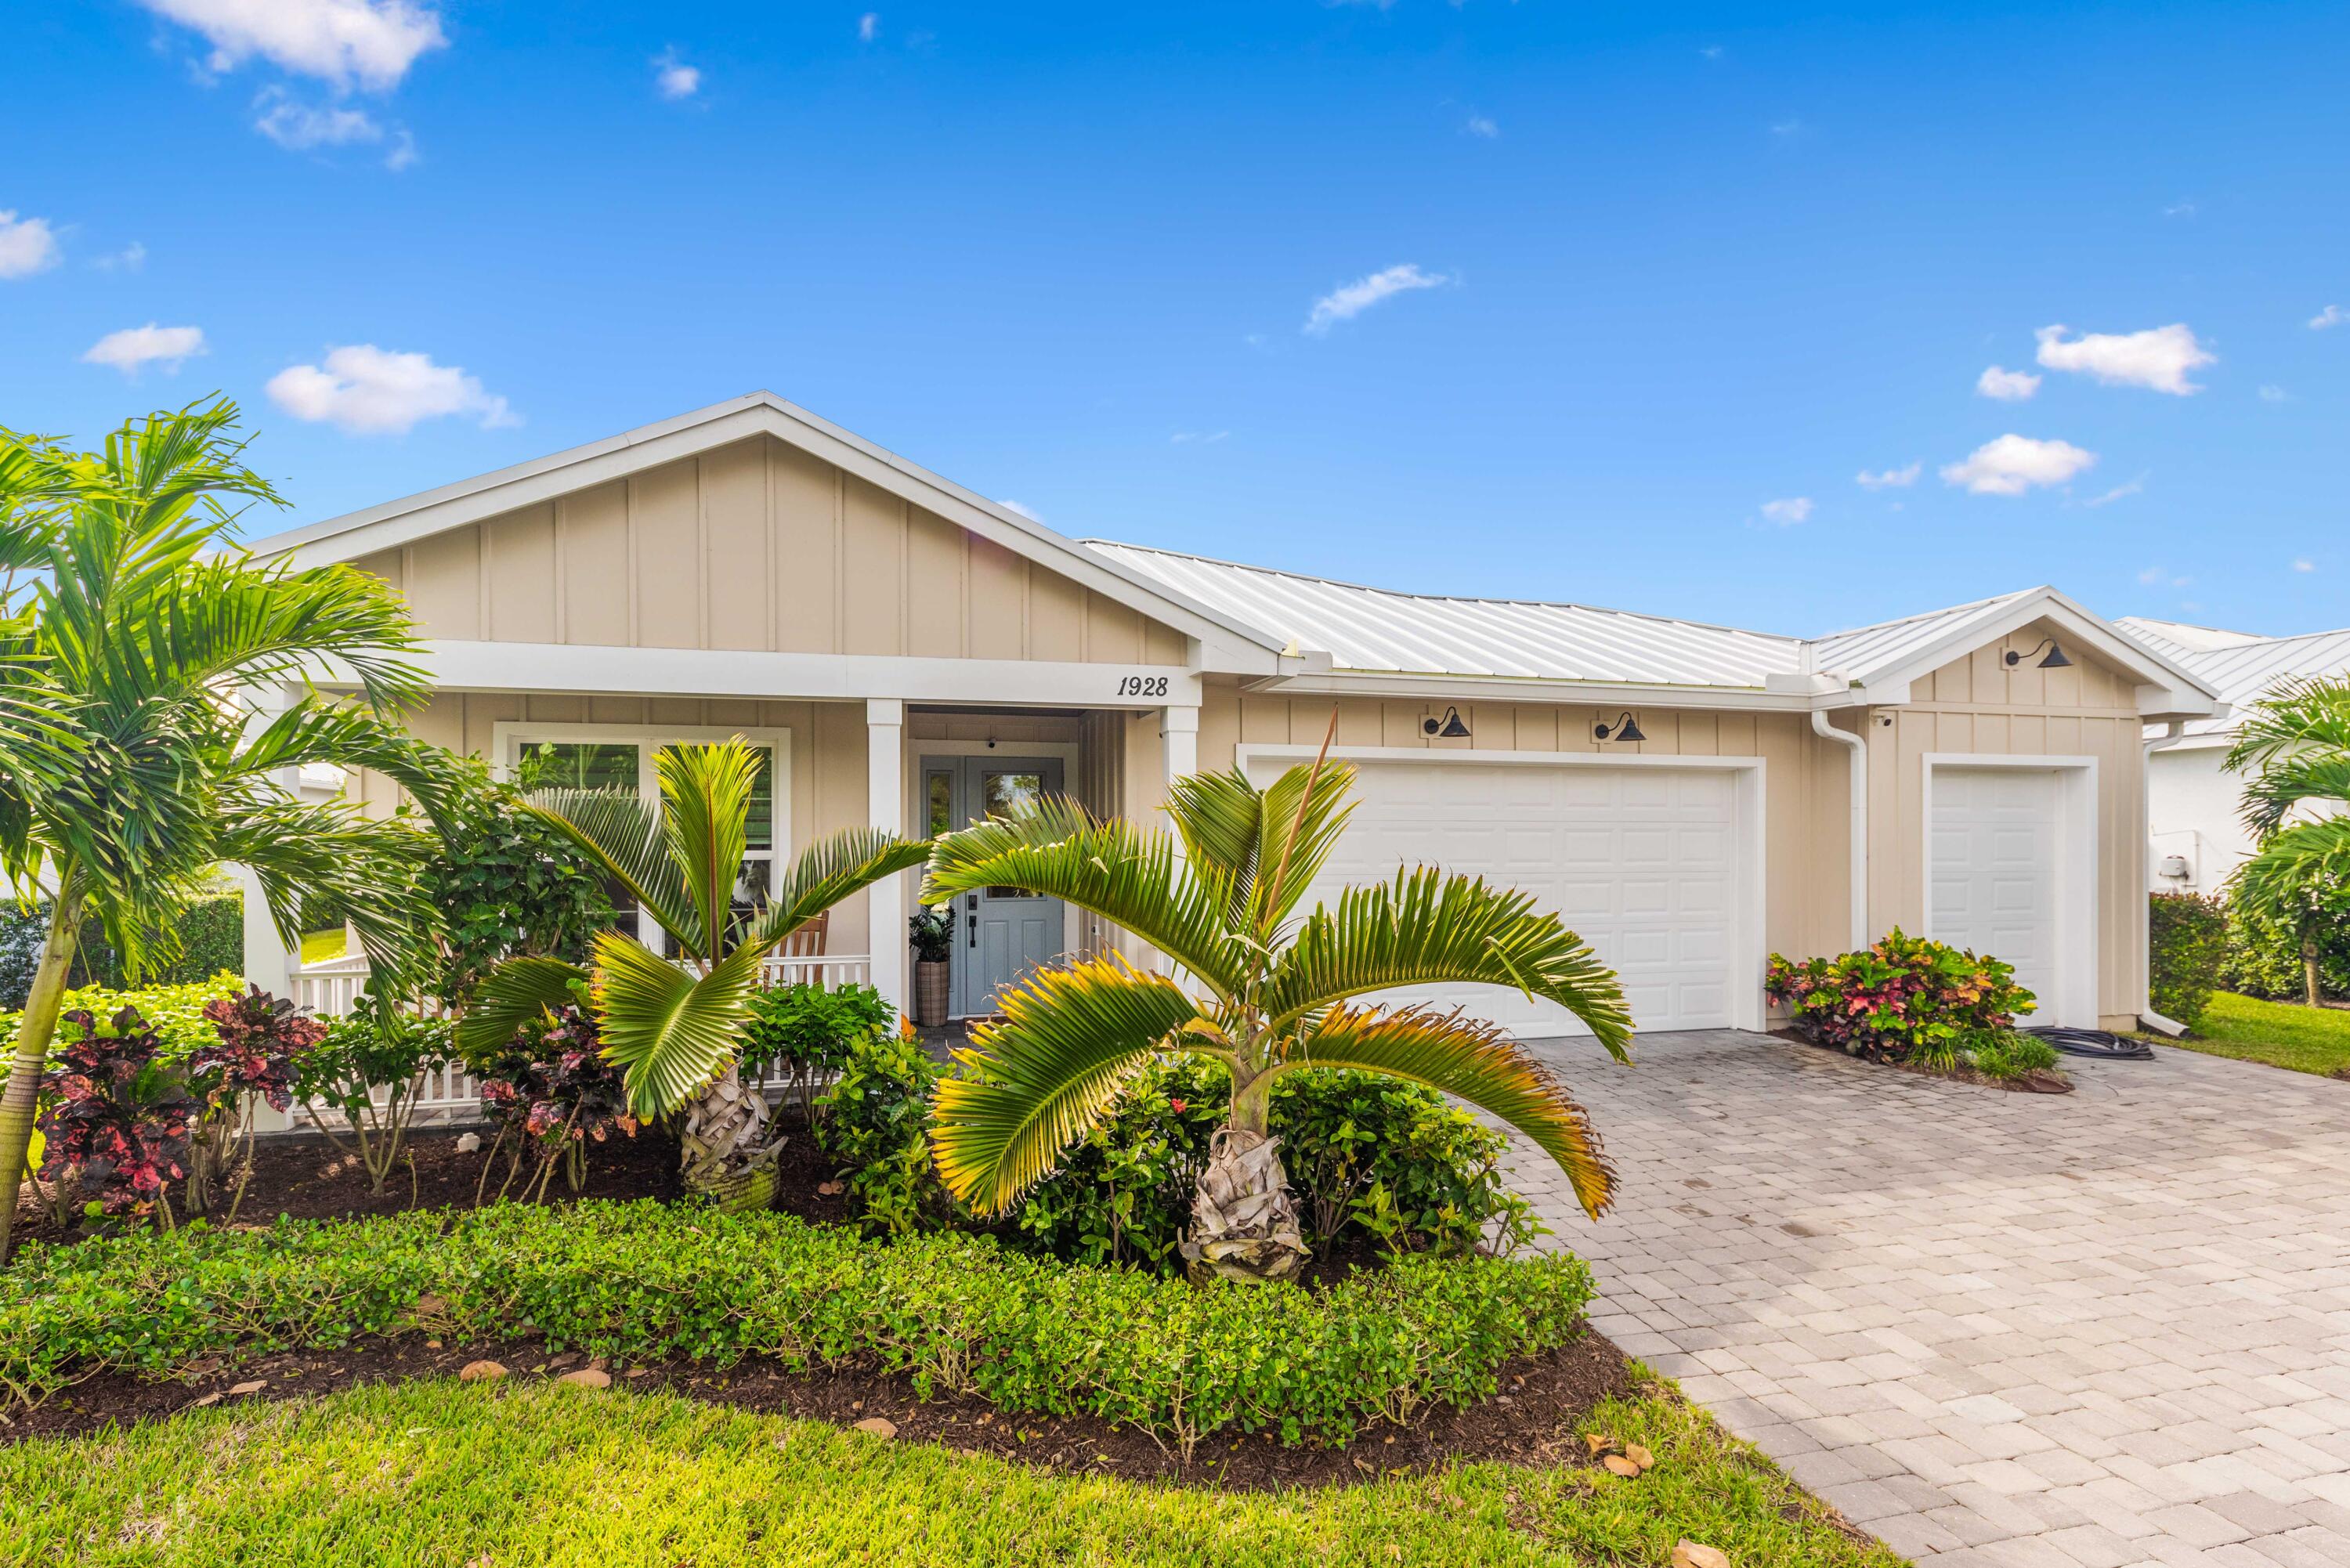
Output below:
[298,927,348,964]
[2175,992,2350,1077]
[0,1375,1900,1568]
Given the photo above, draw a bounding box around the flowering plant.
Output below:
[1765,928,2034,1063]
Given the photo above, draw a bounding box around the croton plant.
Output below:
[35,1007,197,1219]
[1765,928,2035,1062]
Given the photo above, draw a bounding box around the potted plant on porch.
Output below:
[909,907,954,1028]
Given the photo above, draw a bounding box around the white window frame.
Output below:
[491,722,793,956]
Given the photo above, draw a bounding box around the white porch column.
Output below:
[236,681,300,995]
[1161,703,1200,791]
[867,698,907,1017]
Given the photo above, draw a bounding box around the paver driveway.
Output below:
[1505,1029,2350,1567]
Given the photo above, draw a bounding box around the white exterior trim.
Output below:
[1234,742,1770,1033]
[1848,589,2217,721]
[1919,752,2100,1029]
[422,641,1199,709]
[245,392,1290,674]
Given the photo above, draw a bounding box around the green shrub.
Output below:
[742,982,895,1127]
[0,1202,1596,1453]
[421,757,614,1009]
[1004,1058,1542,1270]
[0,973,243,1064]
[0,898,244,1006]
[814,1024,945,1234]
[2219,899,2350,1002]
[1957,1029,2060,1082]
[1766,929,2033,1062]
[292,995,456,1194]
[2149,892,2229,1026]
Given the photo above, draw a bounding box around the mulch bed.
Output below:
[0,1330,1640,1490]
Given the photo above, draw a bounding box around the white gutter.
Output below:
[2139,719,2192,1036]
[1810,706,1869,952]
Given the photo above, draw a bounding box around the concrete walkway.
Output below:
[1506,1029,2350,1567]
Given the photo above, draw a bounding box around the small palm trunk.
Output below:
[1181,1126,1309,1283]
[679,1063,785,1214]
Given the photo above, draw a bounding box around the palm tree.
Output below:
[459,739,928,1210]
[0,402,448,1262]
[2225,676,2350,1006]
[922,752,1633,1282]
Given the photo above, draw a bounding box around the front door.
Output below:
[921,756,1068,1017]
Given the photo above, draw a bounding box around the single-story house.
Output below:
[2117,616,2350,895]
[246,392,2221,1036]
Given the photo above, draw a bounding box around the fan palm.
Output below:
[457,739,928,1210]
[0,401,449,1262]
[2225,676,2350,1006]
[923,750,1633,1282]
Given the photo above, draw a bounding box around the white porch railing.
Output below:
[264,949,874,1134]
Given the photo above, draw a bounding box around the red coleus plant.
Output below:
[475,1004,638,1198]
[1765,928,2034,1063]
[36,1007,197,1220]
[184,987,331,1217]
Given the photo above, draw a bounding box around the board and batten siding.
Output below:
[1192,688,1855,977]
[350,436,1189,665]
[1866,622,2147,1029]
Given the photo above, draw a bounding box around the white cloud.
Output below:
[859,13,879,42]
[1304,263,1452,334]
[1940,434,2096,497]
[139,0,446,92]
[998,500,1041,521]
[266,344,515,435]
[1170,430,1229,444]
[255,89,384,150]
[1976,365,2041,401]
[1769,118,1803,137]
[2084,474,2146,508]
[1463,114,1499,138]
[2293,558,2316,573]
[2163,201,2196,219]
[653,47,700,100]
[2312,305,2348,331]
[92,240,147,272]
[2034,322,2214,395]
[2260,384,2288,403]
[82,323,208,375]
[0,210,62,279]
[1854,463,1921,490]
[1759,497,1813,526]
[1700,45,1724,60]
[384,128,418,171]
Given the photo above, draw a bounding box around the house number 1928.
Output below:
[1116,674,1171,697]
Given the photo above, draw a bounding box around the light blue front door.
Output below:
[922,756,1067,1017]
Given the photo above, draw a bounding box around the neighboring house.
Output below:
[2117,616,2350,895]
[245,392,2218,1035]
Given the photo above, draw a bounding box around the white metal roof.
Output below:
[1084,541,1809,688]
[2114,616,2271,656]
[2117,617,2350,739]
[1808,589,2043,679]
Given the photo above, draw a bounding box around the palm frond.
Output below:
[2237,753,2350,840]
[455,957,590,1061]
[212,801,439,992]
[2230,816,2350,923]
[2225,677,2350,776]
[230,697,453,811]
[653,740,757,963]
[591,932,768,1119]
[931,955,1210,1215]
[1263,866,1634,1061]
[1246,758,1358,933]
[521,787,697,954]
[1270,1003,1618,1218]
[924,797,1246,996]
[743,829,932,955]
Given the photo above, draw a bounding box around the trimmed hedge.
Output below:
[0,1201,1595,1454]
[2149,892,2228,1026]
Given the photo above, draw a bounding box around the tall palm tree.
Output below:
[459,739,928,1210]
[923,752,1633,1282]
[0,402,447,1261]
[2225,676,2350,1006]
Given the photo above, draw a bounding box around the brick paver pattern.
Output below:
[1504,1030,2350,1567]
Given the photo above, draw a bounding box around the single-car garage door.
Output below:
[1929,765,2058,1015]
[1252,756,1750,1037]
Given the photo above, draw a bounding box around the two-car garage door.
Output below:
[1256,756,1750,1037]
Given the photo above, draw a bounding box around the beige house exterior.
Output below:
[250,393,2219,1037]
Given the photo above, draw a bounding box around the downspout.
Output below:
[1810,706,1869,952]
[2140,719,2190,1038]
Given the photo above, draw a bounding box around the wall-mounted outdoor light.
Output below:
[2005,637,2072,669]
[1593,710,1647,743]
[1421,705,1471,739]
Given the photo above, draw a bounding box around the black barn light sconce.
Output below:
[1594,710,1647,743]
[1422,705,1472,739]
[2005,637,2072,670]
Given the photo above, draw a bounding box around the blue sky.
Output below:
[5,1,2347,637]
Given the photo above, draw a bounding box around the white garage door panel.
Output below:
[1259,758,1746,1036]
[1929,767,2058,1015]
